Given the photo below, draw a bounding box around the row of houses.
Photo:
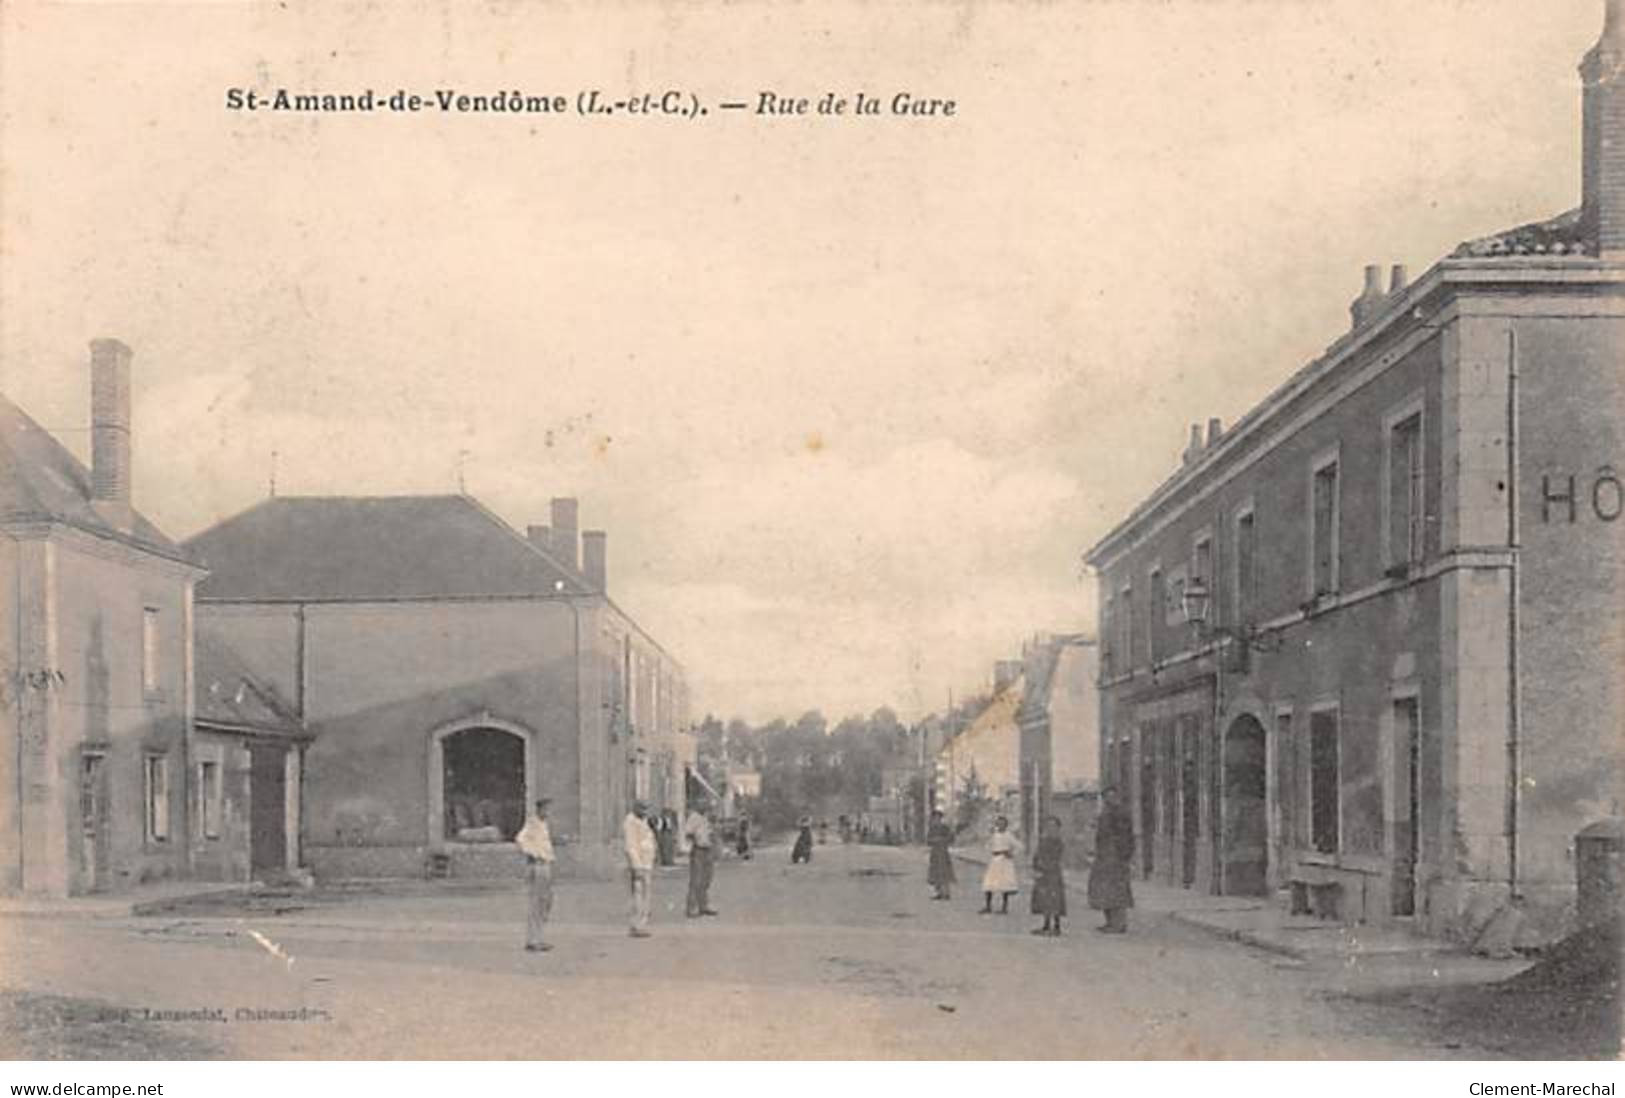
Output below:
[1082,2,1624,945]
[2,343,691,896]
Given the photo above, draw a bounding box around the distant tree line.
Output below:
[694,708,910,835]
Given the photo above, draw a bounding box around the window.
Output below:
[1192,533,1213,624]
[1235,510,1257,623]
[1121,587,1135,668]
[1388,412,1424,569]
[197,760,222,840]
[144,754,169,843]
[141,608,160,693]
[1274,709,1295,847]
[1148,567,1164,660]
[1309,710,1339,854]
[1311,456,1340,596]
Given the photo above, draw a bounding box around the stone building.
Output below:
[190,627,310,883]
[184,494,690,878]
[1,340,204,895]
[1084,3,1624,943]
[1016,634,1100,850]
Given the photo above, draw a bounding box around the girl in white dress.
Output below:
[980,816,1020,914]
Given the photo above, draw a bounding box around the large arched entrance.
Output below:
[1222,715,1269,896]
[428,719,534,843]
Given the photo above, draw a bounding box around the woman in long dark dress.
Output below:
[1030,815,1067,936]
[1087,787,1135,933]
[926,810,956,900]
[791,816,814,864]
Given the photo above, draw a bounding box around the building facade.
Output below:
[1085,6,1624,943]
[1,340,205,896]
[185,494,690,878]
[1016,634,1100,849]
[191,627,311,883]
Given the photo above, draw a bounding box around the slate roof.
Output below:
[185,494,592,601]
[194,626,308,738]
[0,390,191,563]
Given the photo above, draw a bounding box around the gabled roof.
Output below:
[0,390,190,562]
[1016,634,1094,726]
[194,626,308,738]
[185,494,592,602]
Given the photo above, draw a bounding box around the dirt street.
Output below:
[0,843,1533,1059]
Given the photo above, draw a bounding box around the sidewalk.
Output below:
[0,880,252,919]
[952,848,1508,966]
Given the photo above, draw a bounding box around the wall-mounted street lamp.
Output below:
[1180,578,1284,653]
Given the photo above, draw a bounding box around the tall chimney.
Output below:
[526,524,552,553]
[1582,0,1625,257]
[1183,423,1203,465]
[1388,264,1409,295]
[993,659,1022,693]
[1206,417,1223,447]
[89,338,133,529]
[582,530,607,592]
[550,497,579,570]
[1349,264,1386,329]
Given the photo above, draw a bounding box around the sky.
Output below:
[0,0,1602,723]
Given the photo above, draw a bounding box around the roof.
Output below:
[1083,242,1620,567]
[194,626,308,738]
[185,494,592,602]
[1452,207,1593,259]
[1016,635,1095,726]
[0,390,191,563]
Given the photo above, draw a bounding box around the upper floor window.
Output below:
[1388,411,1424,570]
[1310,453,1341,596]
[1192,533,1213,621]
[1234,509,1257,623]
[1148,567,1164,660]
[141,607,160,694]
[1119,586,1135,669]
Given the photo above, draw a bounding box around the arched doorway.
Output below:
[1222,715,1269,896]
[428,719,534,843]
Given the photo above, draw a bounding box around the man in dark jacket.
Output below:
[1087,787,1135,933]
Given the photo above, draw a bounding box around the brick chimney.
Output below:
[993,659,1022,693]
[1349,264,1386,329]
[582,530,607,592]
[550,497,579,570]
[1182,423,1203,465]
[1582,0,1625,257]
[526,524,552,553]
[1206,417,1223,448]
[89,338,133,530]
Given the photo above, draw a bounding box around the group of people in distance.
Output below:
[513,786,1137,951]
[924,786,1136,937]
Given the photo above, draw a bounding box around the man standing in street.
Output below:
[1087,786,1136,934]
[624,799,656,938]
[684,800,718,917]
[515,797,556,952]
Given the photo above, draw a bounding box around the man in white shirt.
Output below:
[623,800,657,938]
[514,798,556,952]
[683,802,718,917]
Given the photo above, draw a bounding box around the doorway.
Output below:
[249,744,288,877]
[1222,715,1269,896]
[1392,697,1421,916]
[1180,717,1201,888]
[78,753,108,893]
[441,727,526,841]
